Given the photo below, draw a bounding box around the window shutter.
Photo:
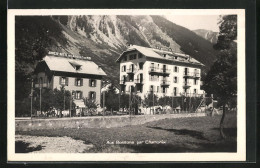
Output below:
[80,91,83,99]
[81,79,83,86]
[89,80,91,87]
[94,92,96,100]
[72,90,75,99]
[59,76,62,85]
[88,92,91,99]
[66,77,68,86]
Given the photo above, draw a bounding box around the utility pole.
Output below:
[129,91,131,116]
[30,78,33,119]
[152,92,154,115]
[63,89,65,112]
[69,92,72,117]
[119,88,121,112]
[103,91,105,116]
[40,86,42,115]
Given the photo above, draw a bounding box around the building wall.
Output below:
[36,72,102,105]
[52,76,102,105]
[119,51,204,99]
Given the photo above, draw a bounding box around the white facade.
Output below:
[117,46,205,99]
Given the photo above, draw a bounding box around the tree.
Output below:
[204,15,237,139]
[101,84,119,111]
[143,93,158,107]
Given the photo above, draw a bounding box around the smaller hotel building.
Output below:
[34,52,106,106]
[116,45,205,99]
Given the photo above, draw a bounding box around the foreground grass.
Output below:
[16,112,237,153]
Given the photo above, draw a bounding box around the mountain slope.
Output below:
[193,29,218,44]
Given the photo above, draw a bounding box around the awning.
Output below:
[73,100,86,108]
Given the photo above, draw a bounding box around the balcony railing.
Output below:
[134,79,144,84]
[183,72,200,78]
[183,81,191,88]
[126,68,135,74]
[183,72,194,78]
[149,67,170,75]
[35,83,48,88]
[160,80,170,86]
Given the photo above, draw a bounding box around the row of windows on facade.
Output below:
[124,85,197,95]
[122,64,199,74]
[121,63,144,72]
[148,86,197,95]
[59,77,96,87]
[71,90,96,100]
[121,74,199,85]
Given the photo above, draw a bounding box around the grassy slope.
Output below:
[17,112,237,153]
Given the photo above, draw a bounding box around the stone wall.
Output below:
[16,113,206,131]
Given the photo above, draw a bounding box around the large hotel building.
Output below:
[116,45,205,99]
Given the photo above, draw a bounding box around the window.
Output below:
[73,91,82,99]
[139,62,144,70]
[174,77,178,83]
[129,74,134,81]
[162,87,167,94]
[174,87,177,96]
[124,56,127,61]
[122,65,126,72]
[60,77,68,86]
[194,89,197,94]
[174,66,179,72]
[163,54,166,57]
[89,79,96,87]
[194,79,197,85]
[129,54,136,60]
[75,78,83,86]
[69,61,82,70]
[174,56,178,59]
[138,53,143,58]
[184,68,189,75]
[89,91,96,100]
[150,85,154,92]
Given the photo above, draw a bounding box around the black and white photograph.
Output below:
[7,9,246,161]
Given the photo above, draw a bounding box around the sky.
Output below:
[165,15,220,32]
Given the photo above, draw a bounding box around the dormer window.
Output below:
[69,61,82,71]
[163,54,166,57]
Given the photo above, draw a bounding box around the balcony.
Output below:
[183,72,194,78]
[126,68,135,74]
[183,81,191,88]
[149,67,170,75]
[35,83,48,88]
[160,80,170,86]
[134,79,144,84]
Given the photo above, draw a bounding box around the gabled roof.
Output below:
[41,55,106,76]
[116,45,204,66]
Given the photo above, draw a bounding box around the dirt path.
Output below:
[16,135,93,153]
